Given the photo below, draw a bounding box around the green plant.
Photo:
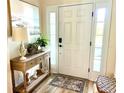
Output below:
[36,34,49,47]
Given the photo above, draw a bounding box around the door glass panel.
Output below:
[50,13,56,24]
[93,8,106,72]
[95,36,103,44]
[95,42,103,47]
[93,60,101,72]
[97,8,106,22]
[94,56,101,60]
[50,25,56,35]
[50,12,56,66]
[94,48,102,57]
[96,23,104,36]
[50,13,56,35]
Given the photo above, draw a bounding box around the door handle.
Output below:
[59,38,62,43]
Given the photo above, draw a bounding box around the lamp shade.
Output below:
[12,27,28,41]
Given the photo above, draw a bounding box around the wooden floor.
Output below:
[33,75,99,93]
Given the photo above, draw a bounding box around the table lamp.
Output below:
[12,27,28,60]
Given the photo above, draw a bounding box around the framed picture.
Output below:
[9,0,40,42]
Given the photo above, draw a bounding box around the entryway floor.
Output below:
[32,74,99,93]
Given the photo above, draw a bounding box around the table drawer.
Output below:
[26,60,36,70]
[36,56,43,64]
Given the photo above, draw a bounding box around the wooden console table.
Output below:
[10,50,50,93]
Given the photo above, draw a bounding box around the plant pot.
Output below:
[41,47,46,51]
[27,44,38,54]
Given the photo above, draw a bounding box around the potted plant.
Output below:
[27,43,38,54]
[36,34,49,51]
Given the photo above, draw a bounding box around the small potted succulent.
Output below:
[36,34,49,51]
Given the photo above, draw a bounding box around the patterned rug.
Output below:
[49,75,88,93]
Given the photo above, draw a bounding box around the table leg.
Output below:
[23,72,27,93]
[11,70,15,93]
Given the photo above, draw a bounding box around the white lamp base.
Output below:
[20,56,26,61]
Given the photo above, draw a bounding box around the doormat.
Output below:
[49,75,88,93]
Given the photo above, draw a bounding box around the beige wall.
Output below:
[39,0,46,33]
[7,1,13,92]
[8,0,41,92]
[39,0,116,76]
[7,45,13,93]
[39,0,109,32]
[7,41,19,93]
[106,0,116,76]
[8,0,115,92]
[8,38,20,93]
[39,0,93,32]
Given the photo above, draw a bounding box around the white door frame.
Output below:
[89,1,112,81]
[46,3,94,74]
[46,6,59,73]
[46,1,112,80]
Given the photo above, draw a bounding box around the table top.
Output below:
[10,50,50,63]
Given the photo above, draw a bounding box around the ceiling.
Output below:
[20,0,40,6]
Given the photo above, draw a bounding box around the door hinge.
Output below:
[88,68,90,72]
[92,12,94,17]
[90,41,92,46]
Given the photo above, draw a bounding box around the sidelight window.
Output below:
[93,8,106,72]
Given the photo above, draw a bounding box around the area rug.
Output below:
[49,75,88,93]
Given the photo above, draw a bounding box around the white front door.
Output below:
[58,4,93,79]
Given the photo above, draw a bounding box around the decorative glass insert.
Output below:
[93,8,106,72]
